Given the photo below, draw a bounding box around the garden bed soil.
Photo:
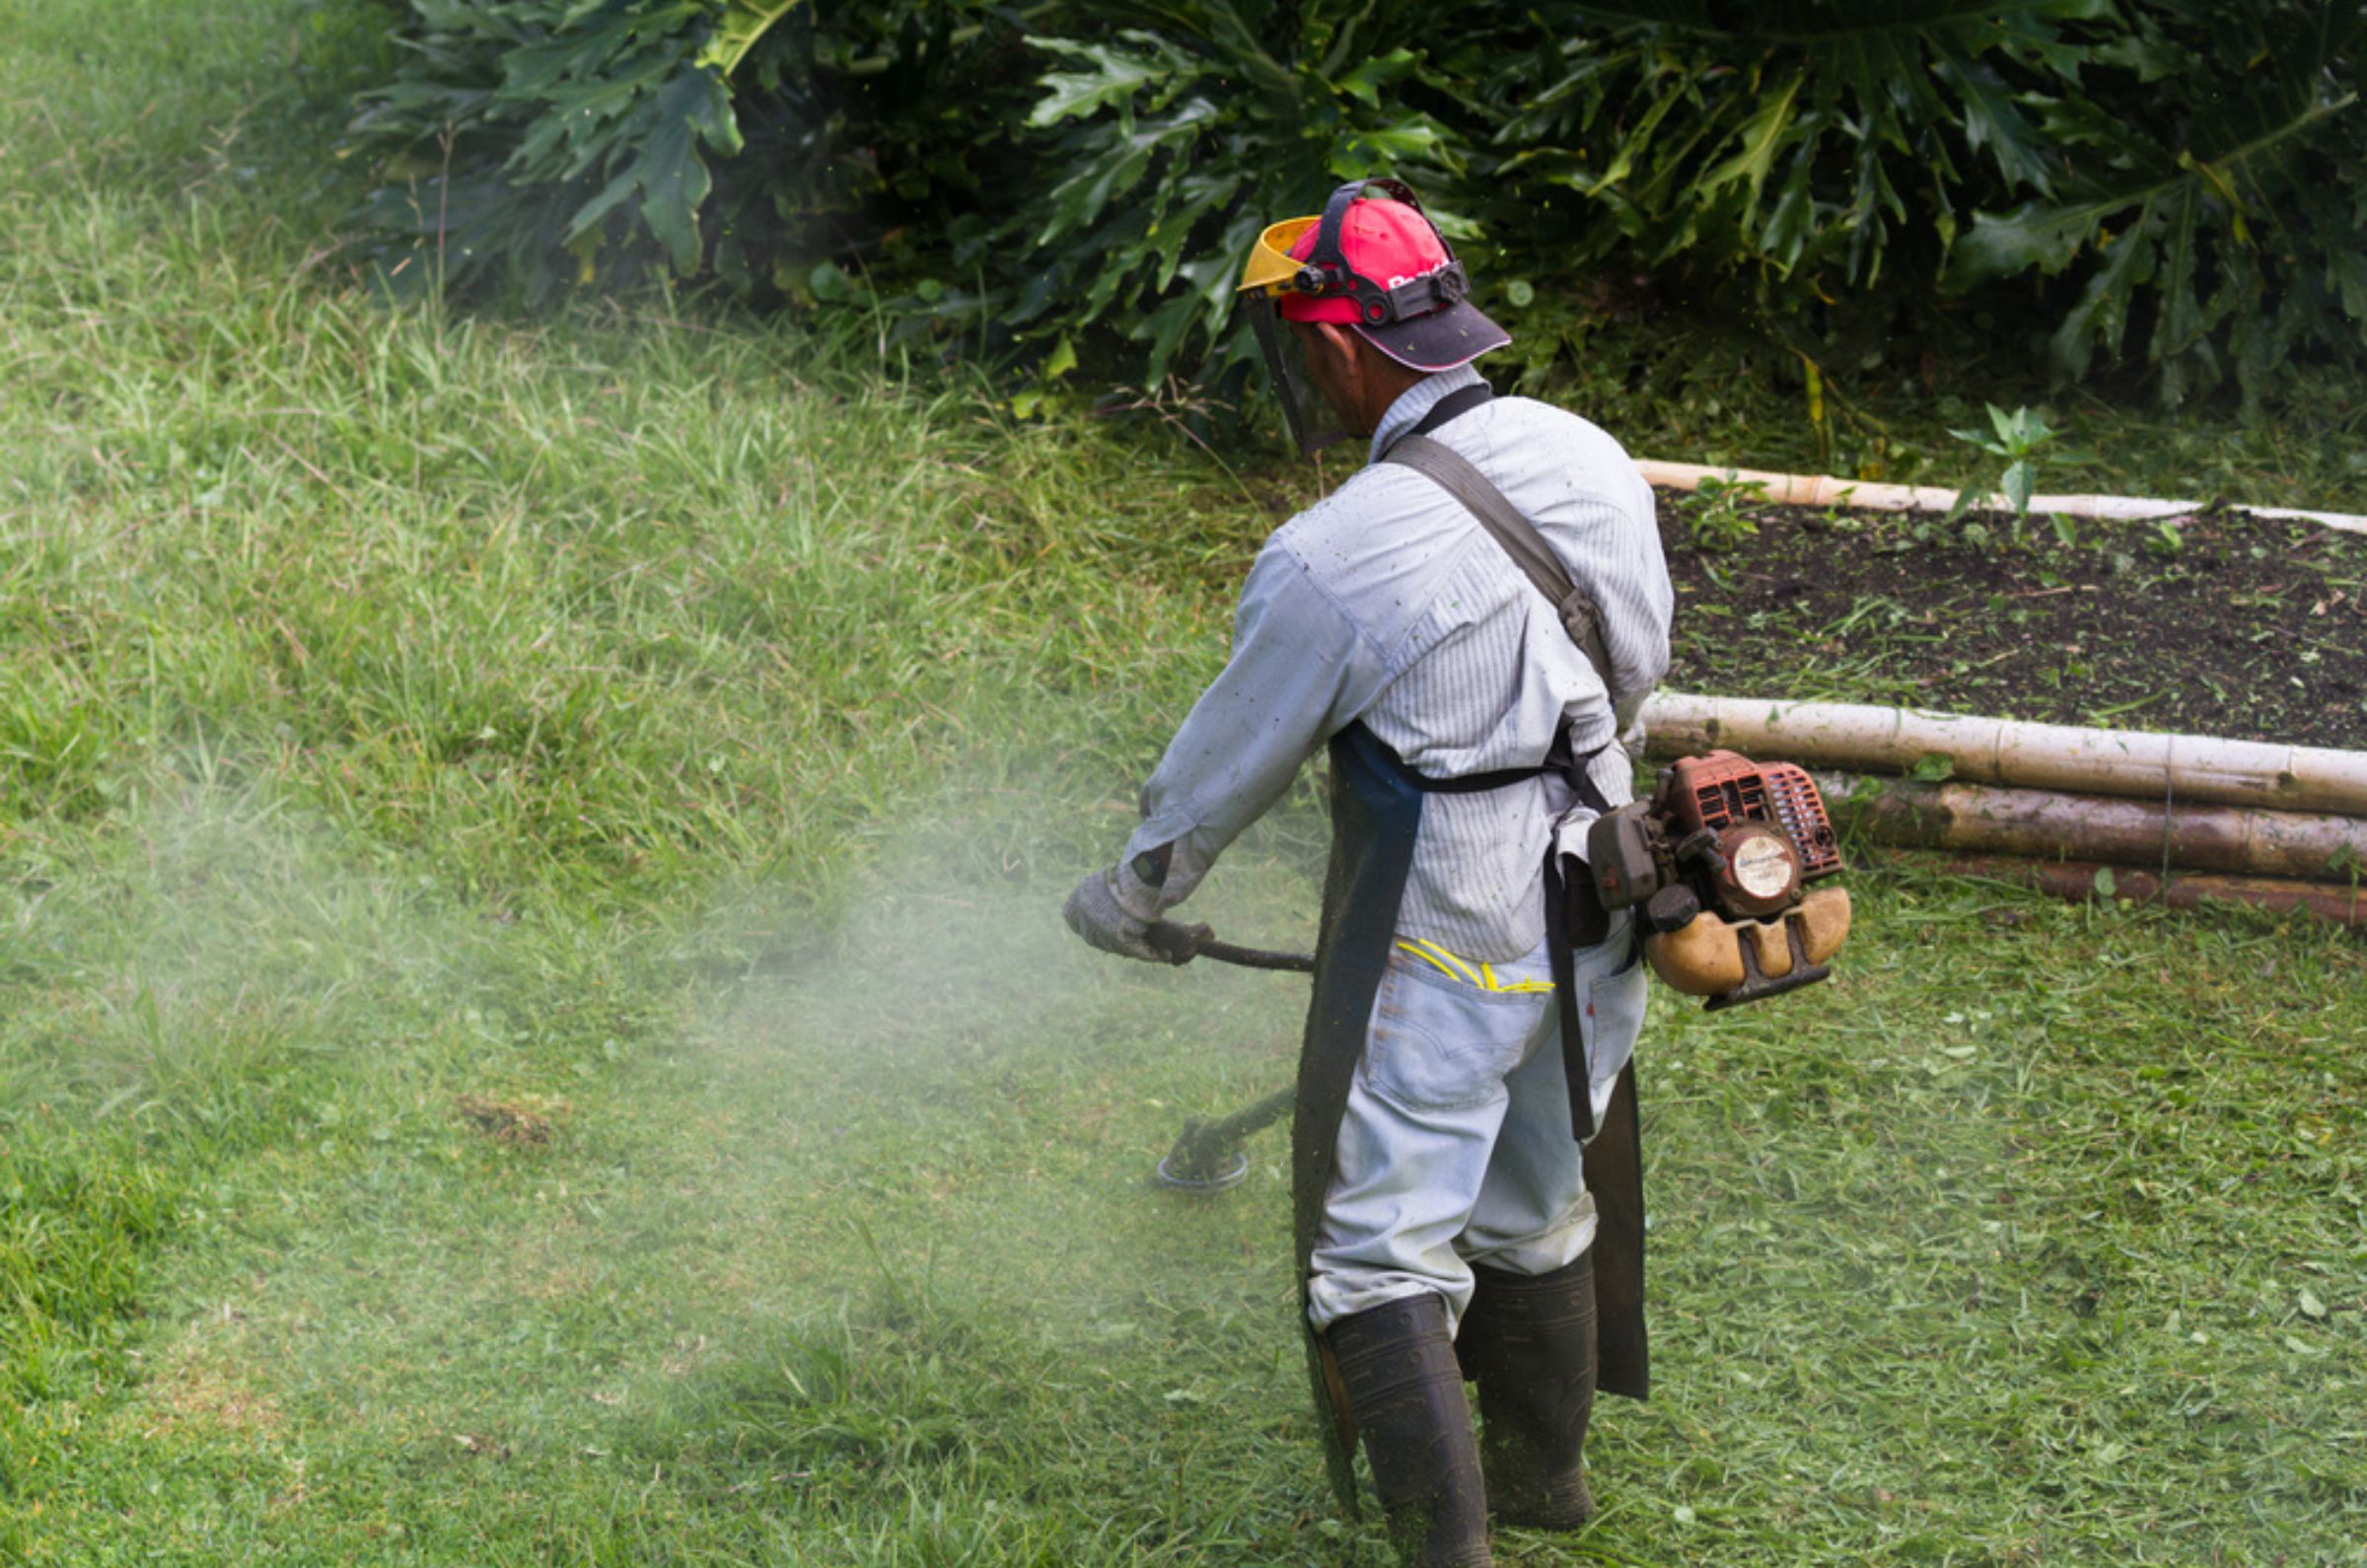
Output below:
[1655,493,2367,752]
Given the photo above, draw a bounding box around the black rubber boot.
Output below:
[1327,1293,1493,1567]
[1457,1252,1598,1531]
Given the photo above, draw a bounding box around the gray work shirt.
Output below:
[1122,364,1675,962]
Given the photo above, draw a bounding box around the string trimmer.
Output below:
[1143,919,1311,1194]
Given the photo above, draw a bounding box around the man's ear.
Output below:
[1302,321,1363,391]
[1296,321,1372,424]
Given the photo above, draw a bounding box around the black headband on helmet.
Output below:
[1287,178,1470,328]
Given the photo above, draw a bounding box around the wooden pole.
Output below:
[1641,693,2367,816]
[1820,771,2367,883]
[1633,459,2367,537]
[1938,856,2367,926]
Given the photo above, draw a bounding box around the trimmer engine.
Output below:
[1586,750,1850,1010]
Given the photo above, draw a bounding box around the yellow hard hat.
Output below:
[1236,215,1319,297]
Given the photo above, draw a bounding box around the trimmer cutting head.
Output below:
[1154,1131,1253,1194]
[1149,1084,1299,1195]
[1127,929,1311,1193]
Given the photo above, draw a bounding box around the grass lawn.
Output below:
[4,3,2364,1563]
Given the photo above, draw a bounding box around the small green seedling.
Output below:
[1948,403,2057,544]
[1685,474,1766,553]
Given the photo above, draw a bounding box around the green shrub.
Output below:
[348,0,1029,306]
[344,1,2367,410]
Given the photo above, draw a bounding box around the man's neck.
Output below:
[1367,363,1488,463]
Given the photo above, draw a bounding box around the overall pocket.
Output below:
[1361,954,1549,1113]
[1580,934,1649,1111]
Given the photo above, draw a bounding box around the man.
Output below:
[1065,178,1674,1567]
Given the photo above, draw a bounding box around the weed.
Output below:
[1680,474,1767,553]
[1947,403,2059,543]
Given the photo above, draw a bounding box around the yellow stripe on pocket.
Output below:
[1395,940,1554,994]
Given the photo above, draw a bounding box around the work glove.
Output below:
[1064,862,1187,964]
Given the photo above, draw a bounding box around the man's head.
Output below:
[1236,178,1510,453]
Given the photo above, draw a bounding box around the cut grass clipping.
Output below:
[3,1,2364,1564]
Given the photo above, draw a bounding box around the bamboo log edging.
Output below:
[1639,693,2367,817]
[1938,856,2367,927]
[1816,770,2367,884]
[1634,459,2367,537]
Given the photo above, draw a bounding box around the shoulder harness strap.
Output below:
[1382,429,1616,695]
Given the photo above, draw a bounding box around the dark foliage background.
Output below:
[346,0,2367,415]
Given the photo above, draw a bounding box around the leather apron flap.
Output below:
[1582,1061,1649,1400]
[1296,723,1653,1511]
[1296,722,1429,1511]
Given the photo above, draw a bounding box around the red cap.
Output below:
[1278,199,1448,323]
[1277,196,1510,373]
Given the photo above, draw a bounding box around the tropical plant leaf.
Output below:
[1026,36,1185,127]
[1695,73,1802,210]
[698,1,804,77]
[608,68,740,269]
[1930,49,2054,194]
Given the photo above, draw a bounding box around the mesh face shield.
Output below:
[1236,180,1506,455]
[1246,294,1348,456]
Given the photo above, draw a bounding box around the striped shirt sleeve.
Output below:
[1115,539,1392,917]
